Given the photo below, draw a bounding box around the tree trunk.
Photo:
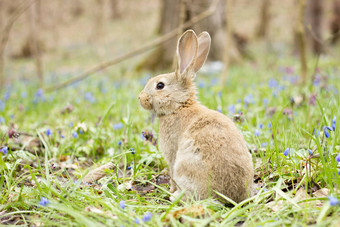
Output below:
[305,0,323,54]
[0,1,4,89]
[330,0,340,44]
[296,0,307,85]
[110,0,120,19]
[256,0,270,38]
[138,0,243,71]
[29,0,44,87]
[90,0,105,41]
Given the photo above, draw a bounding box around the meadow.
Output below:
[0,48,339,226]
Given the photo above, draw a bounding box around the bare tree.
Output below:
[110,0,121,19]
[330,0,340,44]
[0,0,34,90]
[256,0,271,39]
[138,0,246,71]
[305,0,323,54]
[90,0,106,41]
[221,0,235,85]
[29,0,43,87]
[296,0,307,84]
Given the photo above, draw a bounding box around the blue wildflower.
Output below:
[60,135,65,139]
[142,212,152,222]
[119,200,125,209]
[217,107,222,113]
[127,166,132,170]
[130,148,135,154]
[324,127,331,138]
[113,122,123,130]
[199,81,205,88]
[79,129,84,134]
[21,91,27,98]
[254,129,261,137]
[135,218,140,224]
[85,92,95,103]
[118,141,122,146]
[228,105,235,114]
[244,94,254,105]
[36,89,44,98]
[38,197,50,207]
[314,129,320,138]
[72,132,78,139]
[4,91,10,101]
[328,196,340,206]
[332,116,336,131]
[308,149,313,156]
[261,143,266,148]
[259,123,263,129]
[283,148,290,156]
[69,122,74,128]
[268,78,278,88]
[336,153,340,163]
[46,129,52,136]
[0,100,4,111]
[0,146,8,155]
[313,75,321,86]
[211,78,218,86]
[0,117,5,124]
[263,98,269,106]
[268,122,272,128]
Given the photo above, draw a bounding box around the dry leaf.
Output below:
[83,162,115,184]
[294,188,311,201]
[163,205,208,222]
[85,206,105,214]
[294,188,311,207]
[265,200,284,212]
[313,188,330,198]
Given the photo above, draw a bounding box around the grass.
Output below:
[0,52,340,226]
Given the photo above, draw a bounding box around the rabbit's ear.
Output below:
[176,30,198,76]
[193,32,211,72]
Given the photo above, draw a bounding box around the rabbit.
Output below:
[138,30,254,203]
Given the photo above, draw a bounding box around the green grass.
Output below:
[0,54,340,226]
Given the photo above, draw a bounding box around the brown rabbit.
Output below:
[138,30,253,203]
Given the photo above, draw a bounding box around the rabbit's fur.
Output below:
[139,30,253,203]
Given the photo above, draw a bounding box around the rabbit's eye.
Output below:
[156,82,165,90]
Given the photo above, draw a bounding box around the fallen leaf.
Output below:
[265,200,284,212]
[163,205,209,222]
[131,182,155,193]
[156,174,170,185]
[313,188,330,198]
[61,104,74,114]
[83,162,115,184]
[84,206,105,214]
[294,188,311,201]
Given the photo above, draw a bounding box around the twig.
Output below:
[45,0,220,92]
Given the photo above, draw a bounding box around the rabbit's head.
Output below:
[139,30,211,116]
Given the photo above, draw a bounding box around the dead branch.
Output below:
[45,0,220,92]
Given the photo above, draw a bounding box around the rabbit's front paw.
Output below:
[170,190,181,202]
[170,179,177,193]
